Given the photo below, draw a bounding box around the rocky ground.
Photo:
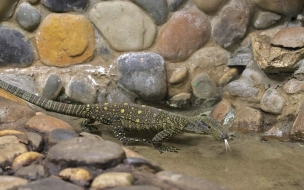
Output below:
[0,96,229,190]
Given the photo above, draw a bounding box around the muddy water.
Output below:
[48,109,304,190]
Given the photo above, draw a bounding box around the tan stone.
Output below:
[26,115,75,133]
[253,0,304,16]
[211,100,232,123]
[36,14,95,67]
[271,27,304,48]
[0,89,28,106]
[0,176,28,190]
[218,68,239,87]
[290,102,304,141]
[168,67,188,85]
[156,8,211,62]
[12,152,44,171]
[250,32,304,73]
[194,0,227,13]
[283,79,304,94]
[91,172,134,189]
[59,168,92,186]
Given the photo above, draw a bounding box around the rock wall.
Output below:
[1,0,304,141]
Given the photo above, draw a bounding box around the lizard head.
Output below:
[184,116,228,141]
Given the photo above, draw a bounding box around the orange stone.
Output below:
[36,14,95,67]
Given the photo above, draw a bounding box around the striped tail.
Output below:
[0,79,89,118]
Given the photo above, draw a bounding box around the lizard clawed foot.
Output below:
[153,142,179,153]
[80,119,99,131]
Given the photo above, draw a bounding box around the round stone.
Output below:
[16,2,41,31]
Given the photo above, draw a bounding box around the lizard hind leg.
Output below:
[152,129,181,153]
[113,125,152,145]
[80,118,100,131]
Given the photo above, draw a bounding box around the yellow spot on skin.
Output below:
[142,105,146,107]
[138,110,142,115]
[123,103,128,105]
[104,103,108,105]
[135,119,140,123]
[131,107,134,110]
[121,109,125,113]
[104,106,108,111]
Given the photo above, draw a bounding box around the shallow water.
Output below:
[49,110,304,190]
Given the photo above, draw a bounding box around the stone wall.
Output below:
[1,0,304,141]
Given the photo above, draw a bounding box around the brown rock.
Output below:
[36,14,95,67]
[12,152,44,171]
[253,0,304,16]
[212,0,253,48]
[271,27,304,48]
[290,102,304,141]
[211,100,232,123]
[283,79,304,94]
[156,8,210,62]
[0,176,28,190]
[168,67,188,85]
[91,172,134,189]
[218,68,239,87]
[231,107,264,133]
[194,0,227,13]
[26,115,75,134]
[59,168,92,186]
[188,46,230,85]
[0,88,28,106]
[250,32,304,73]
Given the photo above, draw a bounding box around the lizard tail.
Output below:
[0,79,88,118]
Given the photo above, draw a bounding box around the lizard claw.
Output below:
[153,143,179,153]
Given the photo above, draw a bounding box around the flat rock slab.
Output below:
[47,137,125,169]
[271,27,304,48]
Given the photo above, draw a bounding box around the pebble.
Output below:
[117,52,167,100]
[18,177,84,190]
[48,129,79,147]
[253,11,281,29]
[26,132,43,152]
[91,172,134,189]
[0,25,35,67]
[14,164,48,180]
[167,92,191,108]
[41,0,89,12]
[168,67,188,85]
[191,72,218,99]
[271,26,304,48]
[26,114,75,134]
[253,0,304,16]
[260,88,286,115]
[59,168,92,186]
[47,137,126,169]
[36,13,95,67]
[131,0,168,25]
[11,152,44,171]
[16,2,41,31]
[42,74,62,100]
[283,79,304,94]
[194,0,227,13]
[0,176,28,190]
[89,1,156,51]
[218,68,239,87]
[156,7,211,61]
[212,0,253,48]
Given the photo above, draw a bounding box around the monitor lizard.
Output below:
[0,78,228,153]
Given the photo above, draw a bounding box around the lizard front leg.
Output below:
[152,128,182,153]
[80,118,99,131]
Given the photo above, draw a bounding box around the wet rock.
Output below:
[16,2,41,31]
[111,186,161,190]
[271,27,304,48]
[0,0,18,21]
[231,107,264,133]
[26,115,75,134]
[253,0,304,16]
[91,172,134,189]
[18,177,84,190]
[283,79,304,94]
[124,157,163,173]
[0,25,35,67]
[0,136,28,168]
[89,1,156,51]
[228,37,253,66]
[167,92,191,108]
[250,31,304,73]
[0,130,28,144]
[0,74,37,96]
[27,132,43,152]
[223,79,261,102]
[212,0,253,48]
[168,67,188,85]
[191,72,218,100]
[12,152,44,171]
[188,47,230,85]
[59,168,92,186]
[42,0,89,12]
[47,137,125,169]
[218,68,239,87]
[260,88,285,115]
[65,76,98,103]
[48,129,78,147]
[156,8,211,62]
[117,52,167,100]
[168,0,186,12]
[15,164,48,180]
[156,171,229,190]
[0,176,28,189]
[36,14,95,67]
[253,11,281,29]
[131,0,168,25]
[194,0,227,13]
[211,100,232,123]
[42,74,62,100]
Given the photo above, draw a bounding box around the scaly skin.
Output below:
[0,78,228,153]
